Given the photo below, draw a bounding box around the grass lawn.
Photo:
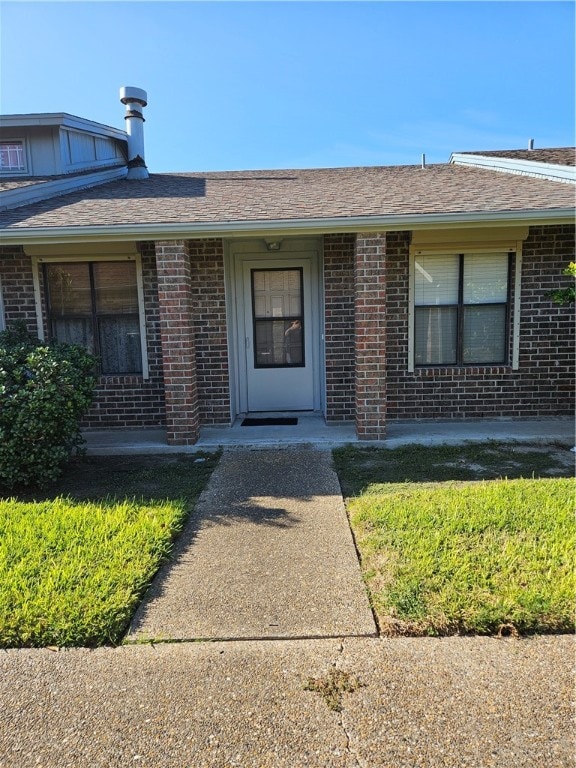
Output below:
[333,442,575,636]
[0,453,219,648]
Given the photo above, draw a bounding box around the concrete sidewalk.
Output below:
[127,447,376,642]
[1,636,572,767]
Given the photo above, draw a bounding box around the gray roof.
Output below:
[0,161,574,234]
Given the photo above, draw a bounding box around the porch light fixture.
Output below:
[264,239,282,251]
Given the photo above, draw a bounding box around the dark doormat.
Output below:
[241,417,298,427]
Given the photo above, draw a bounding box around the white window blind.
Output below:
[414,254,459,306]
[463,253,509,304]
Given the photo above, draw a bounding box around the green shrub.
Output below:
[550,261,576,306]
[0,323,96,488]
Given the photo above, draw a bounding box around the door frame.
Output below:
[225,237,324,417]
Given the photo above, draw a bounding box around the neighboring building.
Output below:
[1,88,574,444]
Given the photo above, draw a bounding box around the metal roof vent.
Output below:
[119,86,149,179]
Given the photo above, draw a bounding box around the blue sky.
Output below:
[1,1,574,172]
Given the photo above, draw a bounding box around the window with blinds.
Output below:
[414,252,511,366]
[45,261,142,374]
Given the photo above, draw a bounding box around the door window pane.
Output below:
[254,319,303,366]
[252,269,304,367]
[252,269,302,318]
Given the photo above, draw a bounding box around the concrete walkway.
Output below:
[82,415,575,454]
[127,447,376,642]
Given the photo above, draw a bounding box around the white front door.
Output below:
[232,244,320,413]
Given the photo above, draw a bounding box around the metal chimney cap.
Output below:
[119,86,148,107]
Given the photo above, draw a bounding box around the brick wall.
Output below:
[323,234,356,421]
[0,246,39,335]
[385,225,575,420]
[355,233,387,439]
[82,242,166,429]
[189,239,230,425]
[0,244,167,430]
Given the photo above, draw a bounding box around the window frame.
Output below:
[31,253,149,379]
[408,241,522,372]
[0,139,28,174]
[413,252,513,368]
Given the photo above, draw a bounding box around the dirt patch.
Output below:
[333,441,574,497]
[440,444,574,479]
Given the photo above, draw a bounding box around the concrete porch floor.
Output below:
[82,413,575,455]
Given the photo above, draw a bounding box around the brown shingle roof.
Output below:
[460,148,575,166]
[0,162,574,232]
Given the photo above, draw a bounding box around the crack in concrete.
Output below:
[335,638,364,768]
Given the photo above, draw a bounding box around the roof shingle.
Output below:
[1,162,574,232]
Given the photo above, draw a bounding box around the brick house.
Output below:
[1,89,574,445]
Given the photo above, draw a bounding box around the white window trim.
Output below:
[0,138,28,175]
[408,242,523,372]
[30,252,149,379]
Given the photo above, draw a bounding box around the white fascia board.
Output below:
[0,113,127,140]
[0,166,128,212]
[1,207,574,245]
[450,153,576,183]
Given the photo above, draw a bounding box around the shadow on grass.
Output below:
[333,441,575,497]
[0,453,221,508]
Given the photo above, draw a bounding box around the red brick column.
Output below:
[354,233,387,440]
[324,234,356,422]
[189,239,230,425]
[155,240,199,445]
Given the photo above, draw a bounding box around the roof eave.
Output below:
[450,153,576,183]
[1,207,574,245]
